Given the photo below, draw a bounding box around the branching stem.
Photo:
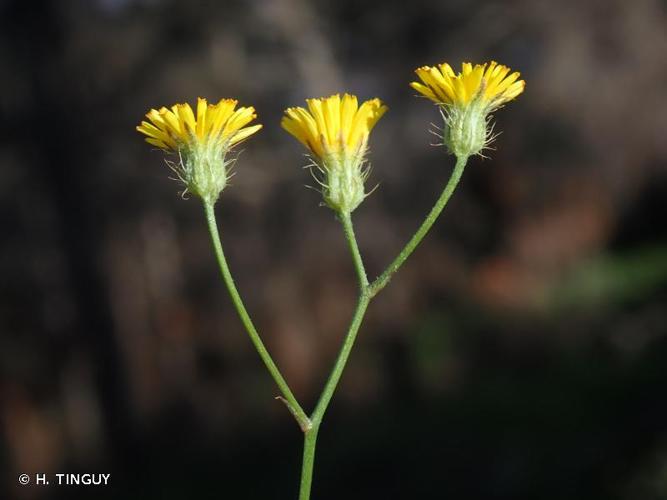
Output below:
[205,154,469,500]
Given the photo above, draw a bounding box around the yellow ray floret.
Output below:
[136,97,262,151]
[281,93,388,159]
[410,61,525,108]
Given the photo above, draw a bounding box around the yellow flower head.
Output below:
[281,94,388,214]
[410,61,525,158]
[410,61,525,109]
[137,97,262,151]
[136,98,262,204]
[281,93,387,160]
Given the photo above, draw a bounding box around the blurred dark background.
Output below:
[2,0,667,498]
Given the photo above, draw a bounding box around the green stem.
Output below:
[297,212,370,500]
[369,154,468,296]
[311,292,369,427]
[298,294,369,499]
[339,211,369,289]
[311,210,370,426]
[203,201,311,432]
[298,426,319,500]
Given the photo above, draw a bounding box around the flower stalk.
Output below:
[203,201,311,432]
[369,154,468,296]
